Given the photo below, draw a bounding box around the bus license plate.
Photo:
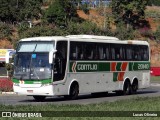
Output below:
[27,90,33,93]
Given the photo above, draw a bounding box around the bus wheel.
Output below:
[67,83,79,100]
[123,81,131,95]
[132,81,138,94]
[33,96,46,102]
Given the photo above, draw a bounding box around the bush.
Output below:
[154,26,160,41]
[67,21,113,36]
[18,25,68,39]
[113,22,136,40]
[138,27,153,38]
[0,78,13,92]
[148,0,160,6]
[0,22,13,40]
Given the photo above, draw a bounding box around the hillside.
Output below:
[0,6,160,67]
[77,7,160,67]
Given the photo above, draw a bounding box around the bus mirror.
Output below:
[5,51,15,63]
[5,52,10,63]
[49,50,57,64]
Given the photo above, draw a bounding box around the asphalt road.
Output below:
[0,82,160,105]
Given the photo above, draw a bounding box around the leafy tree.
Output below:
[45,0,81,27]
[113,22,136,40]
[148,0,160,6]
[0,22,13,40]
[0,0,43,23]
[111,0,149,29]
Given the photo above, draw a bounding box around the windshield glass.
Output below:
[13,53,52,80]
[17,41,54,52]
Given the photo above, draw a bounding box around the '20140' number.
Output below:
[138,64,149,70]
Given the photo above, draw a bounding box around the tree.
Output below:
[0,0,43,23]
[45,0,81,27]
[111,0,149,29]
[148,0,160,6]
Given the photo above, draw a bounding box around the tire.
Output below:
[68,83,79,100]
[131,81,138,94]
[33,96,46,102]
[123,81,131,95]
[64,83,79,100]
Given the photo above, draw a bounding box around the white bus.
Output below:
[10,35,150,101]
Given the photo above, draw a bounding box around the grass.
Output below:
[151,76,160,82]
[0,97,160,120]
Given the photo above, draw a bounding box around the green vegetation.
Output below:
[0,0,158,47]
[151,76,160,82]
[148,0,160,6]
[0,22,13,40]
[0,97,160,119]
[111,0,148,29]
[0,0,43,22]
[154,26,160,41]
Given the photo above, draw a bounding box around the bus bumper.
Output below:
[13,84,55,96]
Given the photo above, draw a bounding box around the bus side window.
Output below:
[70,43,76,60]
[85,43,94,60]
[111,47,115,60]
[126,45,132,60]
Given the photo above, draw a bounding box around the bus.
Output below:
[9,35,150,101]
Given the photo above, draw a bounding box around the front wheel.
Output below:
[64,83,79,100]
[33,96,46,102]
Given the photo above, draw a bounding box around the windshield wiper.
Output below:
[31,68,40,80]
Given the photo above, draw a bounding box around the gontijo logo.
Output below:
[71,62,98,72]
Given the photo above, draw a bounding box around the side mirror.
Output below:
[49,50,57,64]
[5,52,10,64]
[5,51,15,63]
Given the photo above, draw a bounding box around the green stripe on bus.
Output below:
[12,78,52,84]
[70,62,110,72]
[70,61,150,72]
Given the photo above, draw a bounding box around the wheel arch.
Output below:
[131,77,139,90]
[122,77,131,89]
[123,77,131,85]
[68,79,79,95]
[131,77,139,86]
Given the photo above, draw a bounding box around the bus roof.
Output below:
[19,35,149,46]
[20,36,67,42]
[66,35,149,46]
[66,35,119,41]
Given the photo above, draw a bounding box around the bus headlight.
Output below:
[14,83,19,86]
[41,83,52,87]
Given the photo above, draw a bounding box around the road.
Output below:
[0,83,160,105]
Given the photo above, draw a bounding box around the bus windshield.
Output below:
[13,53,52,80]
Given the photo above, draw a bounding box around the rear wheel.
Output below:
[115,81,131,95]
[123,81,132,95]
[132,81,138,94]
[33,96,46,102]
